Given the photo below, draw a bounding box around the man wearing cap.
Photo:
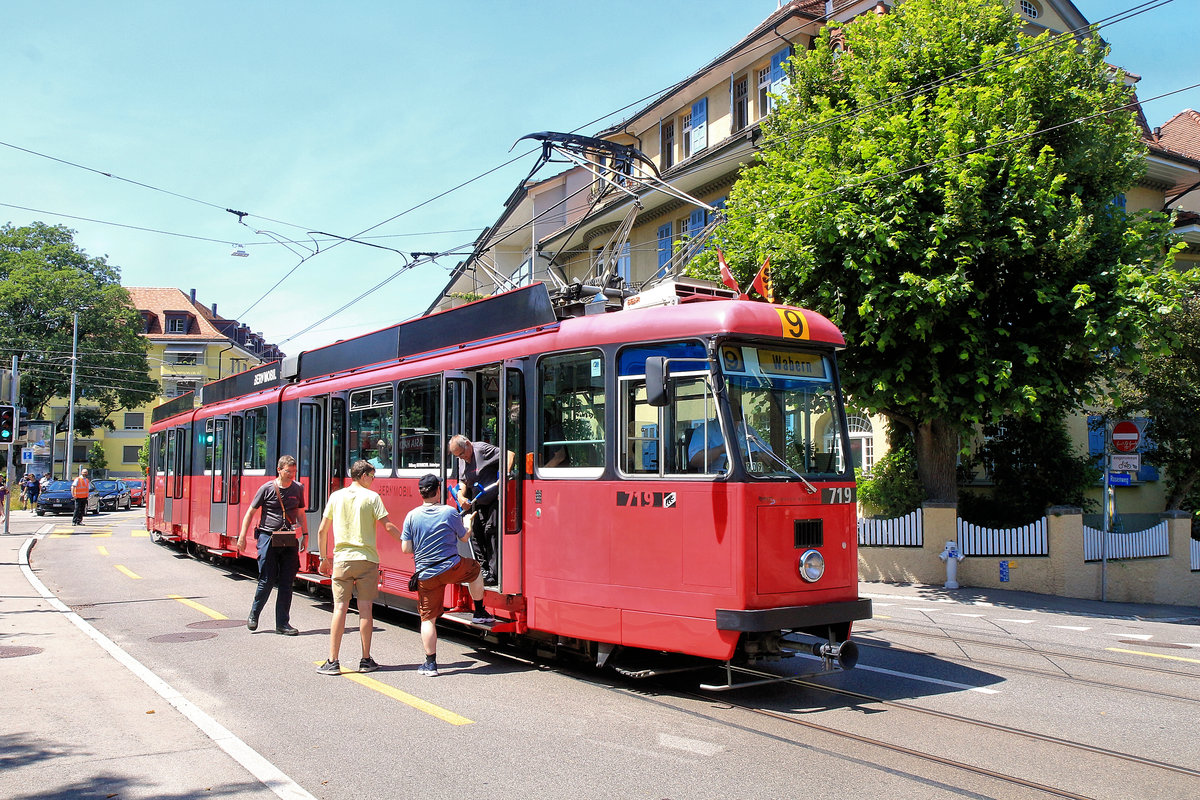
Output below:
[315,460,404,675]
[401,473,493,677]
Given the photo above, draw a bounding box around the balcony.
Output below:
[159,363,208,379]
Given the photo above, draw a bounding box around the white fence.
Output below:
[858,510,922,547]
[1192,537,1200,572]
[1083,520,1171,562]
[956,517,1048,556]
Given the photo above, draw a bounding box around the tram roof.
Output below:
[152,282,843,423]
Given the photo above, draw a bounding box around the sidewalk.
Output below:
[0,509,292,800]
[861,579,1200,624]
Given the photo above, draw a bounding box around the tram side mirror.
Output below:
[646,357,670,407]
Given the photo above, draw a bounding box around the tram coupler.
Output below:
[811,639,859,671]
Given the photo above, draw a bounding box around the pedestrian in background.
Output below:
[236,455,308,635]
[401,473,492,677]
[71,468,90,526]
[315,460,405,675]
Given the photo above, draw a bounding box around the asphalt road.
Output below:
[21,510,1200,799]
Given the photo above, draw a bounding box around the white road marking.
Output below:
[658,733,726,756]
[996,619,1037,624]
[19,535,317,800]
[1051,625,1091,631]
[794,653,1000,694]
[1106,633,1153,640]
[950,613,986,618]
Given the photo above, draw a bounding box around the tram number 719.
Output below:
[822,487,857,505]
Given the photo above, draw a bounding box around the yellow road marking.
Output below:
[132,530,149,538]
[1108,647,1200,665]
[50,532,70,538]
[90,531,113,538]
[312,662,473,725]
[96,546,108,556]
[168,594,228,620]
[115,565,142,580]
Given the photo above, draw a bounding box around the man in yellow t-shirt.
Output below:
[315,460,403,675]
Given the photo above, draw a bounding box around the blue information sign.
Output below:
[1108,472,1132,487]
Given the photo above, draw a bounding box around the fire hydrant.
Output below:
[938,540,964,589]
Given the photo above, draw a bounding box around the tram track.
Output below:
[625,666,1200,800]
[854,622,1200,695]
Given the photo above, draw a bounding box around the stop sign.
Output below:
[1112,420,1140,453]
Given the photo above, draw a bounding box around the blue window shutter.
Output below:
[1086,415,1106,470]
[657,223,673,275]
[713,196,727,211]
[769,47,791,110]
[690,98,707,153]
[1134,417,1159,481]
[689,208,707,234]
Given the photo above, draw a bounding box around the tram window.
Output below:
[204,419,215,472]
[244,407,268,471]
[397,377,440,469]
[538,350,605,470]
[230,416,243,497]
[349,385,394,472]
[621,380,657,474]
[330,397,346,481]
[673,376,720,474]
[155,432,167,479]
[212,419,226,503]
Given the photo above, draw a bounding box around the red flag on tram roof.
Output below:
[716,249,741,295]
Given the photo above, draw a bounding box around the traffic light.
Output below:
[17,408,28,439]
[0,405,14,444]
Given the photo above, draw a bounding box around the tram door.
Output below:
[500,363,525,592]
[443,364,524,593]
[298,397,344,553]
[205,418,230,533]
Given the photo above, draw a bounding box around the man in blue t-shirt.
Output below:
[401,474,493,677]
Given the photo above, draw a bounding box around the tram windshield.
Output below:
[619,341,851,479]
[709,343,849,478]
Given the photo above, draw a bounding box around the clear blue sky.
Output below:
[3,1,1196,355]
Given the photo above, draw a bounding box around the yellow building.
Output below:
[51,287,283,479]
[431,0,1200,514]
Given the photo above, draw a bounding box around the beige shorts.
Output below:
[332,559,380,605]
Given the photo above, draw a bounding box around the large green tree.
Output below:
[706,0,1191,501]
[0,222,158,421]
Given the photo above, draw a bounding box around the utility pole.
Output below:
[65,310,79,480]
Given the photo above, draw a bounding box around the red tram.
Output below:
[147,281,870,686]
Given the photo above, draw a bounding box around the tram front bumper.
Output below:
[715,599,872,632]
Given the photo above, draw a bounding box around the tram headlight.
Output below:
[797,549,825,583]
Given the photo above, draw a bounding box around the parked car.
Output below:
[93,479,132,511]
[125,478,146,507]
[36,480,100,516]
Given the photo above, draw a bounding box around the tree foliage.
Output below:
[702,0,1191,501]
[1108,294,1200,510]
[0,222,157,419]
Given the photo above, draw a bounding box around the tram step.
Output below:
[207,548,236,557]
[442,611,510,632]
[296,572,332,586]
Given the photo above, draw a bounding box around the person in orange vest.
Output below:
[71,468,91,526]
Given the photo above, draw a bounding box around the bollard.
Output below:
[938,540,964,589]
